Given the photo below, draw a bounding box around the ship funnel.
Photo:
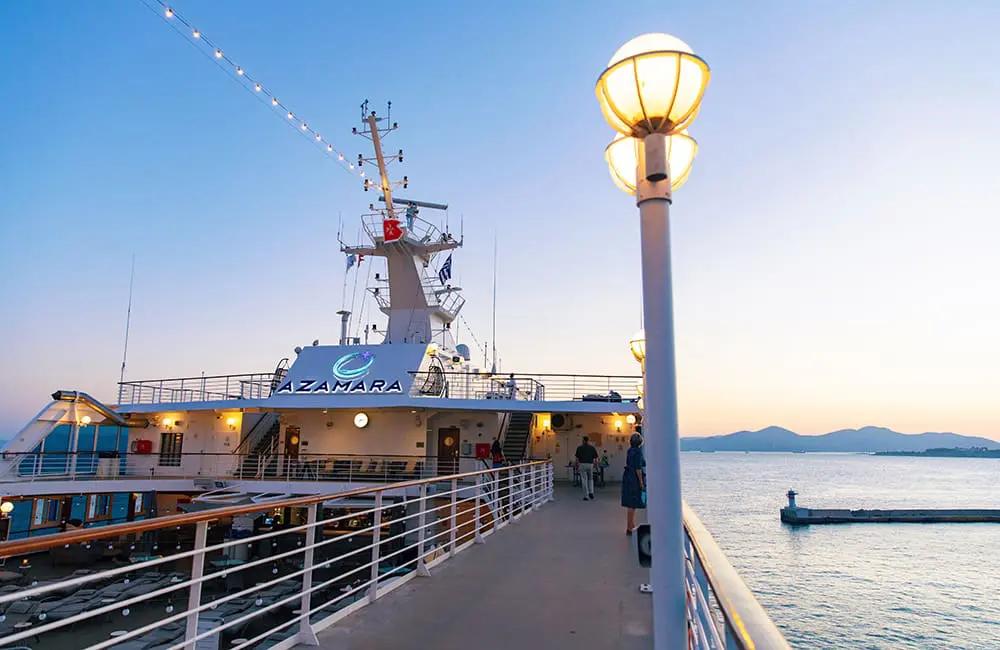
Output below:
[336,310,351,346]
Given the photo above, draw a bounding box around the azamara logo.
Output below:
[274,378,402,395]
[332,351,375,381]
[274,351,401,395]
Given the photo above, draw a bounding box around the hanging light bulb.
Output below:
[254,83,261,92]
[272,97,278,105]
[327,145,333,152]
[215,49,222,59]
[287,111,294,119]
[192,29,200,39]
[165,7,173,18]
[122,608,130,617]
[301,122,308,131]
[236,66,244,75]
[316,133,322,141]
[338,154,344,161]
[166,603,174,614]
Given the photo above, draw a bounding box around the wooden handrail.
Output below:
[0,460,550,558]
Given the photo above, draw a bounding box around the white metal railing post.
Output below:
[368,492,382,603]
[184,521,209,646]
[449,478,458,557]
[297,503,319,645]
[529,464,537,510]
[508,469,517,524]
[416,484,430,576]
[474,472,484,544]
[547,463,555,502]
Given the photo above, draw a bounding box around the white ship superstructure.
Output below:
[0,105,641,537]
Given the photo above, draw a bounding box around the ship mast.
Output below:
[341,101,464,347]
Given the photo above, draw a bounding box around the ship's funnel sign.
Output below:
[275,351,402,395]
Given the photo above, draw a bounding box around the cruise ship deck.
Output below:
[316,485,652,650]
[0,461,790,650]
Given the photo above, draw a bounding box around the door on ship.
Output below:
[437,427,460,476]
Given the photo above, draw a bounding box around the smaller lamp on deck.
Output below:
[0,501,13,515]
[80,415,92,426]
[629,329,646,363]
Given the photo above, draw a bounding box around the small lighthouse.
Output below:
[786,490,798,509]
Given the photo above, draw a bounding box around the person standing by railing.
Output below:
[622,433,646,535]
[574,436,599,500]
[505,373,517,399]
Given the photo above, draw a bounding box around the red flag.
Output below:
[383,218,403,243]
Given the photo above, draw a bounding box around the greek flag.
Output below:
[346,254,356,270]
[438,254,453,284]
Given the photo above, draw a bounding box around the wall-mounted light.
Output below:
[354,412,369,429]
[162,418,173,427]
[80,415,92,426]
[225,416,237,431]
[626,414,637,425]
[614,419,623,432]
[0,501,14,515]
[542,417,551,430]
[427,343,439,357]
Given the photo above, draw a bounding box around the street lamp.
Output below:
[596,32,709,649]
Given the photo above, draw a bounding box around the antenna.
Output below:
[117,254,136,402]
[491,231,498,373]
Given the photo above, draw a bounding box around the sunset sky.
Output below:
[1,1,998,439]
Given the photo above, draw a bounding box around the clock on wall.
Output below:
[354,412,369,429]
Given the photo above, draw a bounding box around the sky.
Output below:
[1,1,998,439]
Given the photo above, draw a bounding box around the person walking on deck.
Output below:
[490,438,505,469]
[622,433,646,535]
[575,436,599,500]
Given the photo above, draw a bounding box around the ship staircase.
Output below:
[235,413,281,480]
[500,412,534,463]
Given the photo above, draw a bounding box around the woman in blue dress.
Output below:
[621,433,646,535]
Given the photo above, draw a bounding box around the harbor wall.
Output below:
[781,507,1000,524]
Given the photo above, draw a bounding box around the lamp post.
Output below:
[596,33,709,649]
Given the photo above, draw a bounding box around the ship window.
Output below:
[159,432,184,467]
[32,498,61,527]
[133,493,145,514]
[87,494,112,521]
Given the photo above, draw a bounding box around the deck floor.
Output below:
[312,483,652,650]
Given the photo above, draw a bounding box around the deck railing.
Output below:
[0,461,554,650]
[409,371,641,403]
[118,373,280,405]
[0,451,492,485]
[115,372,641,406]
[683,502,792,650]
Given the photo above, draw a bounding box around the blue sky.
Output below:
[1,1,998,438]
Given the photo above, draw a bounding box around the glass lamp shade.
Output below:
[629,329,646,363]
[605,132,696,195]
[596,33,710,137]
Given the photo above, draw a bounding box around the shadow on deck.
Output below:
[312,484,652,650]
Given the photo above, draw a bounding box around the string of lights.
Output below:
[141,0,367,184]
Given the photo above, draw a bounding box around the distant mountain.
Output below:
[680,426,1000,453]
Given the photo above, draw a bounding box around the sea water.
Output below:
[681,452,1000,650]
